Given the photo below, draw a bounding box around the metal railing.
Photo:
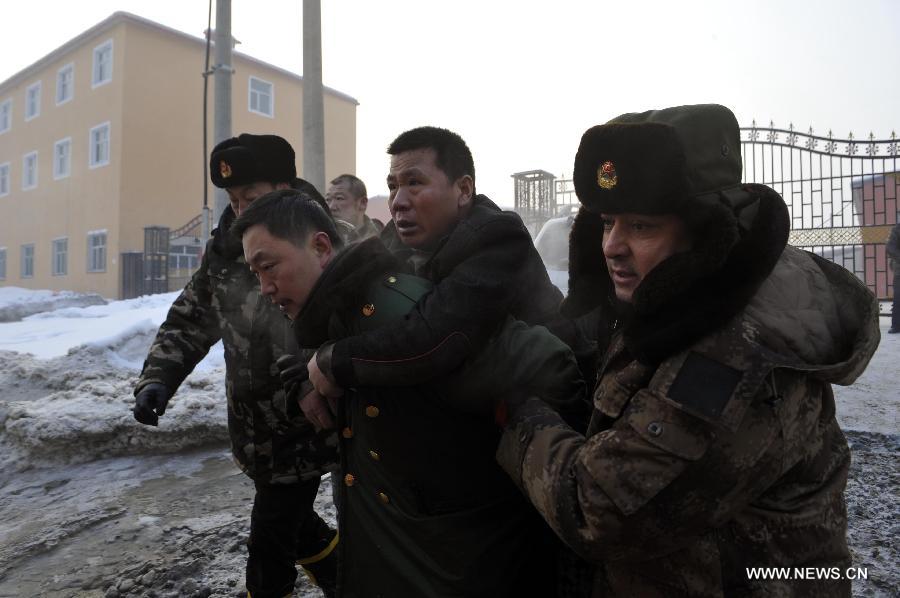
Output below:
[741,123,898,299]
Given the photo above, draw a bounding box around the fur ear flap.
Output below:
[622,185,790,364]
[560,207,612,318]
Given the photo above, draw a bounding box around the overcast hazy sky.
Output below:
[1,0,898,206]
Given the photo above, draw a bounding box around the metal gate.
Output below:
[740,123,898,300]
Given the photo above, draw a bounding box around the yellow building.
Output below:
[0,11,357,298]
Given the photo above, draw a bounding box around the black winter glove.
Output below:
[133,383,171,426]
[276,354,310,400]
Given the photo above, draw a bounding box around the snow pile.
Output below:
[0,290,228,475]
[0,286,107,322]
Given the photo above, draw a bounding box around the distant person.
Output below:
[495,104,881,596]
[131,134,338,598]
[888,222,900,333]
[234,188,583,597]
[325,174,383,243]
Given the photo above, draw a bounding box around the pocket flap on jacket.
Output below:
[627,390,712,461]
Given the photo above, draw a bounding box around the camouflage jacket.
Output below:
[497,246,880,597]
[136,207,337,484]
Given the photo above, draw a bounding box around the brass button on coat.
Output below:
[387,276,397,283]
[362,303,376,317]
[365,405,380,418]
[368,450,380,461]
[344,473,355,487]
[378,492,390,504]
[342,427,354,439]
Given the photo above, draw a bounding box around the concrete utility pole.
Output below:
[302,0,326,192]
[213,0,233,223]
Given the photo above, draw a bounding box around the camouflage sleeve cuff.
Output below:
[496,396,567,489]
[134,377,171,398]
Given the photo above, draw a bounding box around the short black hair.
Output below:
[387,126,475,189]
[329,174,367,200]
[232,189,344,250]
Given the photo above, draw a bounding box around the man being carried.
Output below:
[307,126,594,417]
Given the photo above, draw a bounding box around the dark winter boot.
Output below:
[297,530,338,597]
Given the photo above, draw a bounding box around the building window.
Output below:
[92,40,113,87]
[89,122,110,168]
[56,64,74,105]
[21,244,34,278]
[87,231,107,272]
[22,151,38,190]
[0,163,9,197]
[169,244,202,270]
[248,77,273,117]
[25,82,41,121]
[0,248,6,280]
[52,238,68,276]
[54,138,71,179]
[0,99,10,133]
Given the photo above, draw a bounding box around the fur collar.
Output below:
[564,184,789,365]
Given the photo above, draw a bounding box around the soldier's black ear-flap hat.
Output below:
[210,133,297,188]
[572,104,743,215]
[563,104,790,364]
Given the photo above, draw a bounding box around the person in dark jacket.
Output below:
[234,189,584,597]
[132,134,338,598]
[304,125,593,405]
[293,126,595,595]
[887,222,900,333]
[496,104,880,597]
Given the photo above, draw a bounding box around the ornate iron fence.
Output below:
[741,123,898,300]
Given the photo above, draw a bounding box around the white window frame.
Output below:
[25,82,41,121]
[87,229,107,273]
[92,39,113,88]
[0,162,9,197]
[22,151,38,190]
[53,137,71,180]
[21,244,34,279]
[0,99,10,134]
[89,122,110,168]
[248,76,274,117]
[56,63,74,105]
[0,247,6,280]
[52,237,68,276]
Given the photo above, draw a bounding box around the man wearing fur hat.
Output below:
[132,134,338,598]
[496,104,880,596]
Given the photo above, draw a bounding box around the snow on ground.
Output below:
[0,289,226,477]
[832,306,899,436]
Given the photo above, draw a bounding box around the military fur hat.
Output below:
[573,104,743,214]
[210,133,297,188]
